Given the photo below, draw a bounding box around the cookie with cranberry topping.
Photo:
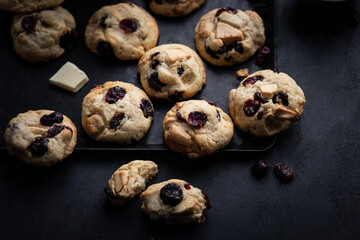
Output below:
[82,81,154,144]
[138,44,206,101]
[229,70,306,137]
[162,100,233,158]
[194,7,265,66]
[0,0,64,13]
[4,110,77,167]
[85,2,159,60]
[149,0,206,17]
[10,6,76,62]
[140,179,211,224]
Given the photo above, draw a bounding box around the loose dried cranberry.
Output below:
[243,99,261,116]
[119,19,138,33]
[215,7,238,17]
[207,101,216,106]
[105,86,126,104]
[30,137,48,156]
[97,41,114,57]
[151,52,160,69]
[104,186,118,200]
[176,110,186,123]
[251,160,269,177]
[256,46,271,66]
[148,71,166,91]
[188,111,207,128]
[184,183,191,190]
[40,112,63,126]
[169,91,184,101]
[140,99,154,118]
[177,67,184,76]
[273,92,289,106]
[205,45,220,59]
[274,163,295,182]
[59,30,77,50]
[242,75,263,86]
[254,92,268,103]
[100,16,108,28]
[110,113,125,129]
[47,125,65,138]
[160,183,183,206]
[202,191,212,209]
[22,16,37,33]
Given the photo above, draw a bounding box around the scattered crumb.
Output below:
[236,68,249,80]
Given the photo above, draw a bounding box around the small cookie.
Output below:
[4,110,77,167]
[0,0,64,13]
[163,100,234,158]
[149,0,206,17]
[11,6,76,62]
[138,44,206,101]
[194,7,265,66]
[85,2,159,60]
[140,179,211,224]
[82,81,154,144]
[104,160,158,205]
[229,70,306,137]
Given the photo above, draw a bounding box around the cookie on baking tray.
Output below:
[194,7,265,66]
[11,6,76,62]
[85,2,159,60]
[0,0,64,13]
[229,70,306,137]
[162,100,234,158]
[82,81,154,144]
[140,179,211,224]
[138,44,206,101]
[104,160,158,205]
[149,0,206,17]
[4,110,77,167]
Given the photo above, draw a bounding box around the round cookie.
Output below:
[140,179,211,224]
[163,100,234,158]
[229,70,306,137]
[138,44,206,101]
[4,110,77,167]
[149,0,206,17]
[11,6,76,63]
[194,7,265,66]
[82,81,154,144]
[85,2,159,60]
[0,0,64,13]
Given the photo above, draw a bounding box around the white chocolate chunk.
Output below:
[215,22,243,41]
[164,48,191,63]
[260,84,278,99]
[49,62,89,92]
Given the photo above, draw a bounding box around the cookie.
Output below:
[194,7,265,66]
[162,100,234,158]
[82,81,154,144]
[85,2,159,60]
[229,70,306,137]
[104,160,158,205]
[10,6,76,62]
[140,179,211,224]
[4,110,77,167]
[0,0,64,13]
[138,44,206,101]
[149,0,206,17]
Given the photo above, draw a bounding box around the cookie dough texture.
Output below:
[85,2,159,60]
[149,0,206,17]
[82,81,154,144]
[106,160,158,205]
[11,6,76,62]
[138,44,206,101]
[0,0,64,13]
[140,179,209,224]
[4,110,77,167]
[163,100,234,158]
[229,70,306,137]
[194,8,265,66]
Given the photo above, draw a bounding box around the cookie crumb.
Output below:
[236,68,249,80]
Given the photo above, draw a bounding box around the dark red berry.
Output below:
[148,71,166,91]
[215,7,237,17]
[140,99,154,118]
[97,41,114,57]
[242,75,263,86]
[30,137,48,156]
[104,186,118,200]
[257,111,264,120]
[207,101,216,106]
[40,112,63,126]
[47,125,65,138]
[272,92,289,106]
[254,92,268,103]
[216,110,221,121]
[251,160,269,177]
[274,163,295,181]
[100,16,108,28]
[188,111,207,128]
[256,46,271,66]
[202,191,212,209]
[110,113,125,129]
[176,110,186,123]
[160,183,183,206]
[22,16,37,33]
[243,99,261,116]
[177,67,184,76]
[119,19,138,33]
[205,45,220,59]
[151,52,160,69]
[169,91,184,101]
[184,183,191,190]
[105,86,126,104]
[59,30,77,50]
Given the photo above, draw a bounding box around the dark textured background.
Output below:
[1,0,360,239]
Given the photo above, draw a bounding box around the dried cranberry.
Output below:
[215,7,238,17]
[151,52,160,69]
[207,101,216,106]
[105,86,126,104]
[184,183,191,190]
[205,45,220,59]
[140,99,154,118]
[97,41,114,57]
[251,160,269,177]
[40,112,63,126]
[30,137,48,156]
[110,113,125,129]
[256,46,271,66]
[104,186,118,200]
[177,67,184,76]
[257,111,264,120]
[169,91,184,101]
[274,163,295,182]
[202,191,212,209]
[254,92,268,103]
[148,71,166,91]
[216,110,221,121]
[100,16,108,28]
[22,16,37,33]
[176,110,186,122]
[188,111,207,128]
[160,183,183,206]
[47,125,65,138]
[242,75,263,86]
[272,92,289,106]
[224,42,243,54]
[243,99,261,116]
[119,19,138,33]
[59,30,77,50]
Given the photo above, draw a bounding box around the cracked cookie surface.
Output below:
[149,0,205,17]
[0,0,64,13]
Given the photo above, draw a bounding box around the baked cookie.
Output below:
[104,160,158,205]
[229,70,306,137]
[82,81,154,144]
[140,179,211,224]
[85,2,159,60]
[149,0,206,17]
[138,44,206,101]
[194,7,265,66]
[11,6,76,62]
[163,100,234,158]
[4,110,77,167]
[0,0,64,13]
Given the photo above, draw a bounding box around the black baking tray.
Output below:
[0,0,276,151]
